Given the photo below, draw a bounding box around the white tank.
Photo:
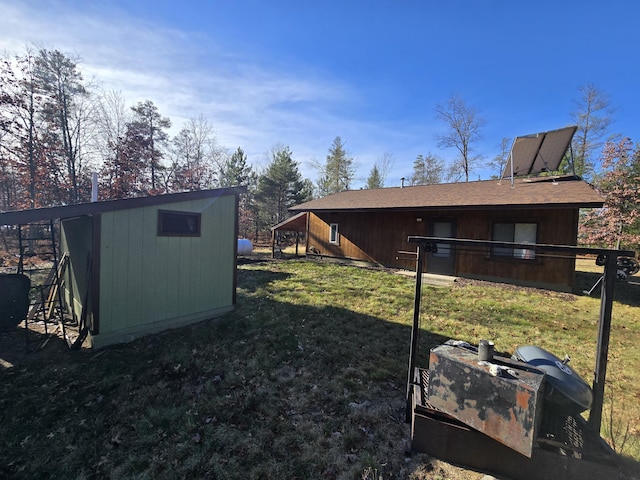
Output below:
[237,238,253,255]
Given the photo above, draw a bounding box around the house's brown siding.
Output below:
[306,208,579,290]
[454,208,578,289]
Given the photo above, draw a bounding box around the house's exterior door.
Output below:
[427,220,456,275]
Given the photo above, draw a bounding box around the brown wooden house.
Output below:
[285,175,604,291]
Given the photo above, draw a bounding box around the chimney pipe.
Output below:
[92,172,98,202]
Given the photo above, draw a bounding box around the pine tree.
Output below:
[129,100,171,193]
[219,147,254,187]
[219,147,258,239]
[35,49,90,203]
[256,146,310,231]
[316,136,354,196]
[366,164,383,189]
[409,153,444,185]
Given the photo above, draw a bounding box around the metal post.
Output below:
[406,242,426,422]
[509,146,515,188]
[17,225,24,274]
[588,253,618,433]
[271,229,275,258]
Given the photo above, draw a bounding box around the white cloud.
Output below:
[0,1,424,186]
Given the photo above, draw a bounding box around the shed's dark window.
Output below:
[158,210,201,237]
[492,222,536,259]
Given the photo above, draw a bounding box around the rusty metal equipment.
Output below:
[427,344,545,457]
[405,237,636,479]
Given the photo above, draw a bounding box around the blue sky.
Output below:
[2,0,638,187]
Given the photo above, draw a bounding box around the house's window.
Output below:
[329,223,339,244]
[492,222,536,259]
[158,210,201,237]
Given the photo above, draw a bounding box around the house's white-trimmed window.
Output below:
[329,223,339,244]
[492,222,536,259]
[158,210,201,237]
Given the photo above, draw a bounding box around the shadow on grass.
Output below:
[236,265,291,294]
[574,271,640,307]
[0,287,450,479]
[0,319,80,369]
[2,262,638,479]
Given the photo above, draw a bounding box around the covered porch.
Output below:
[270,212,308,258]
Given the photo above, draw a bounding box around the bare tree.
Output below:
[0,50,43,208]
[580,138,640,251]
[435,95,486,182]
[488,137,512,179]
[95,90,129,162]
[95,91,133,199]
[570,83,615,180]
[168,115,220,191]
[376,152,394,186]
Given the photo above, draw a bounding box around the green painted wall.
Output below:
[60,216,93,323]
[97,195,237,341]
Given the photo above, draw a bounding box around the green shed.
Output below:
[0,187,245,348]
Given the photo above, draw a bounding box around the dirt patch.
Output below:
[453,276,578,301]
[0,317,90,368]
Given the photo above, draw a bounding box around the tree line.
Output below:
[0,48,310,241]
[1,47,638,251]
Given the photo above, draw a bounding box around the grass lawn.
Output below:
[1,254,639,479]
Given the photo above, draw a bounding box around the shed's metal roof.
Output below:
[290,176,602,212]
[0,187,247,225]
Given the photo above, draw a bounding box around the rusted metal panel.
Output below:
[426,344,545,457]
[410,408,619,480]
[411,368,619,480]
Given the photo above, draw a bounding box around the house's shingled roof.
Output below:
[290,176,603,212]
